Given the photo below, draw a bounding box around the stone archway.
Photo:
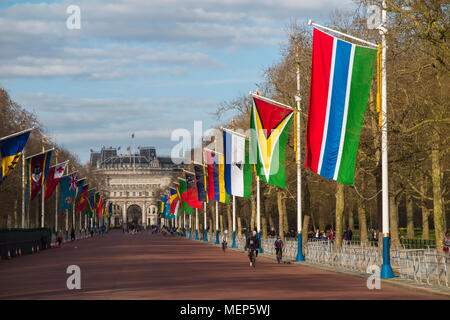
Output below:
[127,204,142,226]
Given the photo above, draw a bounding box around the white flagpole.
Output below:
[379,0,394,278]
[41,144,45,228]
[195,208,199,240]
[203,201,207,242]
[189,213,192,239]
[232,195,236,248]
[215,201,219,244]
[256,175,261,253]
[295,50,305,261]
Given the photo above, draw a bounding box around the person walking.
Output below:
[443,231,450,256]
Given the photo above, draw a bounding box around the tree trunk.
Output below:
[261,216,267,240]
[431,132,445,253]
[13,198,18,228]
[348,202,354,230]
[335,183,344,248]
[237,217,242,237]
[406,196,414,238]
[420,178,430,240]
[268,208,274,232]
[357,198,368,246]
[389,193,401,248]
[219,214,223,234]
[226,203,232,233]
[277,191,286,241]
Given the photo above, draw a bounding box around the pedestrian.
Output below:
[443,231,450,256]
[328,227,335,243]
[57,232,63,247]
[71,228,75,242]
[314,228,321,240]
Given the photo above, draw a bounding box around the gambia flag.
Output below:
[305,28,377,185]
[223,129,252,198]
[178,178,192,215]
[86,189,95,218]
[250,95,293,188]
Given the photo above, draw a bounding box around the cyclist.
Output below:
[245,231,259,267]
[222,230,229,252]
[274,235,284,263]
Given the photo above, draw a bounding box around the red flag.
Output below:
[44,162,66,200]
[76,185,89,213]
[96,195,103,218]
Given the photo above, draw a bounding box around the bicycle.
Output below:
[248,249,256,268]
[222,240,227,252]
[276,249,282,264]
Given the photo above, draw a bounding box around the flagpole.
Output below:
[215,201,219,244]
[41,144,45,228]
[183,212,186,237]
[203,202,208,242]
[232,195,236,248]
[195,208,199,240]
[295,49,305,261]
[55,153,58,233]
[256,175,262,253]
[189,214,192,239]
[22,149,25,228]
[379,0,394,279]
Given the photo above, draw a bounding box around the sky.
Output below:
[0,0,353,163]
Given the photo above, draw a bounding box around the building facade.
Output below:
[90,147,183,228]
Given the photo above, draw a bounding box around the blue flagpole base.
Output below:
[189,230,192,239]
[257,232,262,253]
[381,236,395,279]
[195,230,199,240]
[215,230,219,244]
[183,228,186,237]
[232,231,236,248]
[296,233,305,262]
[204,230,208,242]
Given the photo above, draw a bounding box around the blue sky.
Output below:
[0,0,351,163]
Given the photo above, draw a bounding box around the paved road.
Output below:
[0,230,445,299]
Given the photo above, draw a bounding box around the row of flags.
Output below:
[159,27,377,217]
[2,27,377,225]
[0,128,113,220]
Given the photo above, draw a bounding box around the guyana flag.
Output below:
[250,94,294,188]
[178,178,192,215]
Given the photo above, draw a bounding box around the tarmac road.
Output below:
[0,230,445,300]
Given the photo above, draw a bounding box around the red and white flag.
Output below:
[44,162,67,200]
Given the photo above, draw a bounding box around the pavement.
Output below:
[0,230,448,300]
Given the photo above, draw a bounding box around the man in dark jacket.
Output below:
[245,231,259,266]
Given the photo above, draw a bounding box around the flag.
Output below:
[165,192,171,218]
[26,150,53,201]
[44,161,66,200]
[74,178,86,204]
[107,201,113,217]
[250,95,293,188]
[194,164,208,203]
[205,150,229,204]
[161,194,169,218]
[86,189,95,218]
[95,193,103,218]
[185,171,203,209]
[59,172,78,211]
[76,184,89,213]
[0,129,31,185]
[223,130,252,198]
[157,200,162,217]
[178,178,192,215]
[305,28,377,185]
[169,187,180,216]
[175,183,183,217]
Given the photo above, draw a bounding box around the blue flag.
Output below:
[0,130,31,185]
[59,172,78,211]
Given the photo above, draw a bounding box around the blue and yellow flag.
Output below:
[0,129,32,185]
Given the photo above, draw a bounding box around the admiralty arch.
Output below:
[90,146,183,228]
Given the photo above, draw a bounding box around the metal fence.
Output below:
[194,231,449,288]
